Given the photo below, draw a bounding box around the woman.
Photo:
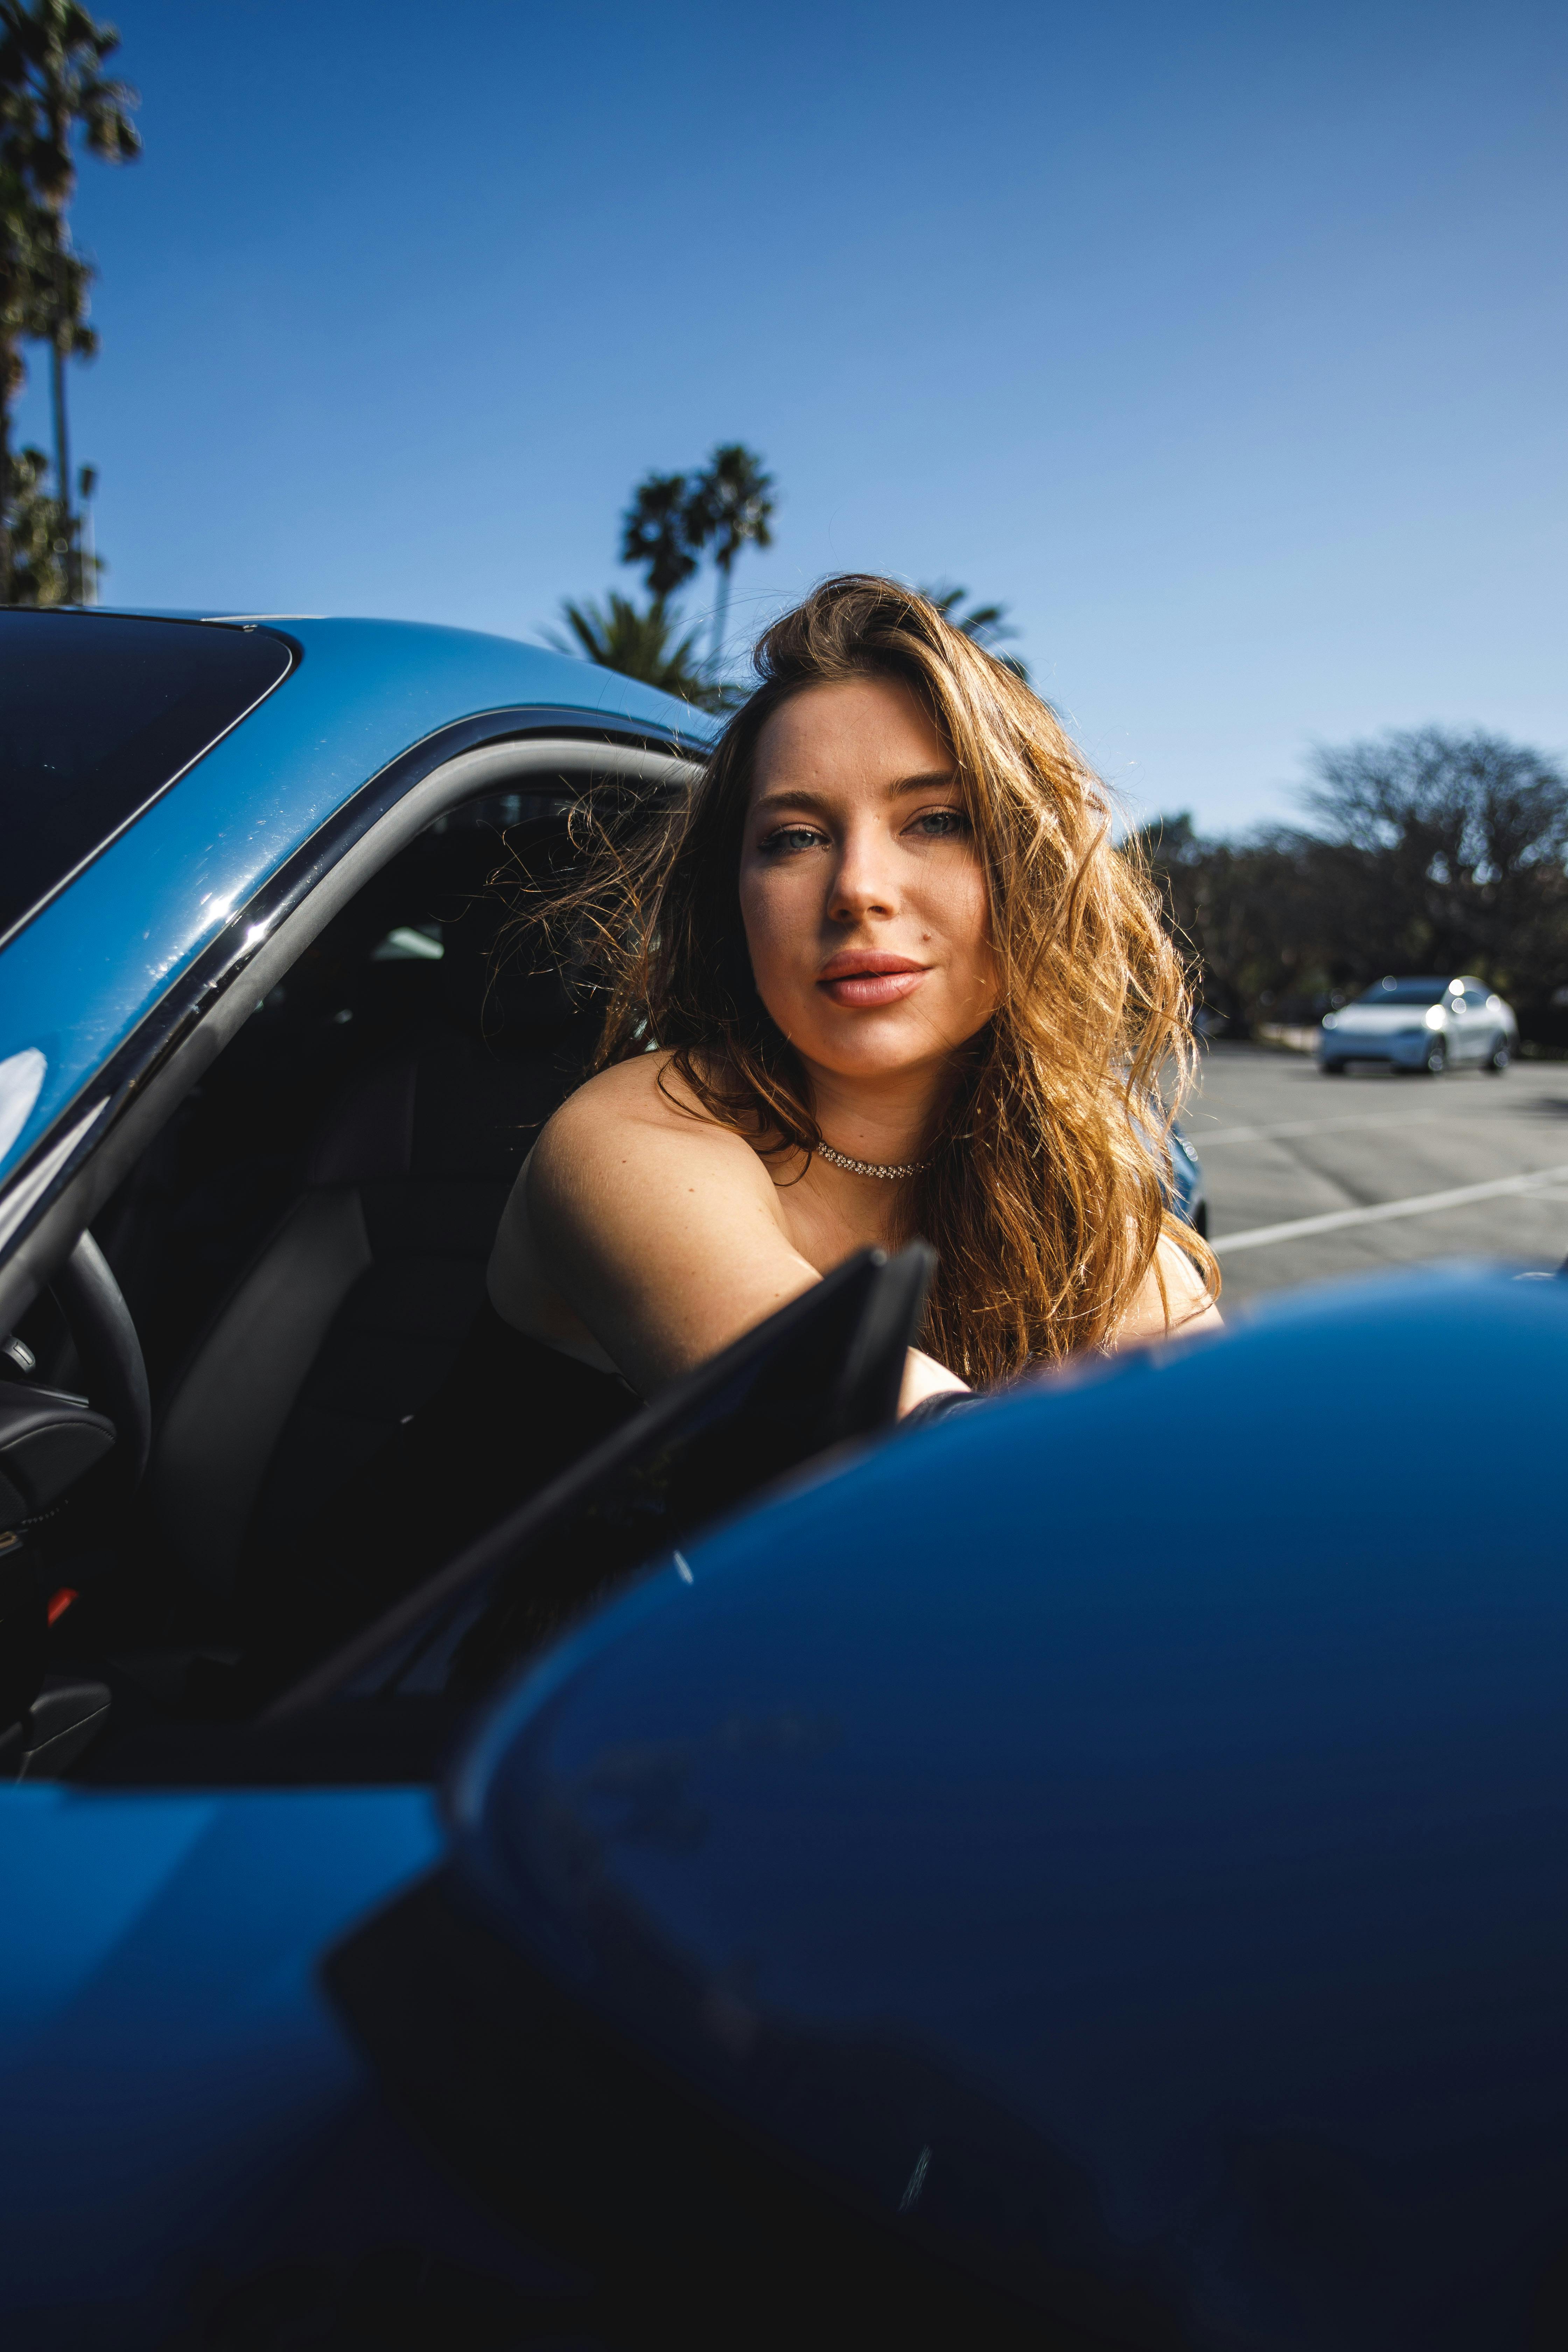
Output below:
[228,576,1220,1698]
[487,574,1219,1414]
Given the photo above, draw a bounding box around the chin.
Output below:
[796,1015,964,1079]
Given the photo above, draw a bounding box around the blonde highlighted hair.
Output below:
[510,574,1217,1383]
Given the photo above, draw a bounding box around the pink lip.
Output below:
[817,952,929,1009]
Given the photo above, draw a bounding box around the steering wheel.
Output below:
[48,1232,152,1489]
[0,1236,147,1750]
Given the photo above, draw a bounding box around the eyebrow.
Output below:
[750,769,959,819]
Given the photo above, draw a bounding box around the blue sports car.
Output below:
[2,608,1566,2350]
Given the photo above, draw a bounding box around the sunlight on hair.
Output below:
[496,575,1218,1381]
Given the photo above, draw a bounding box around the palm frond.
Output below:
[548,592,729,712]
[920,582,1030,683]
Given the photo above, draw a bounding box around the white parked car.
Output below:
[1318,975,1518,1074]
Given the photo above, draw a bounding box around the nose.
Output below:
[828,818,897,927]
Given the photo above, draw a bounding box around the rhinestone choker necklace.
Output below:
[815,1139,931,1181]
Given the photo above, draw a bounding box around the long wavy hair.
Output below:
[508,574,1217,1383]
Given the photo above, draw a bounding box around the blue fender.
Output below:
[444,1265,1568,2347]
[0,1785,446,2343]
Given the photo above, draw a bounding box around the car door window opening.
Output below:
[0,730,699,1328]
[0,730,924,1791]
[0,782,581,1769]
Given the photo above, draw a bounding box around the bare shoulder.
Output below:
[530,1051,777,1204]
[1113,1228,1223,1349]
[541,1049,727,1137]
[512,1052,818,1395]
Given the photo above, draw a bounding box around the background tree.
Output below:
[5,435,93,599]
[593,442,777,700]
[1133,814,1335,1029]
[0,0,137,600]
[619,471,699,599]
[621,444,776,676]
[922,582,1031,682]
[1131,727,1568,1042]
[1301,728,1568,993]
[0,134,52,597]
[548,589,727,712]
[683,442,775,672]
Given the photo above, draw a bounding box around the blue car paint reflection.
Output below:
[445,1263,1568,2348]
[4,1260,1566,2343]
[0,1788,443,2329]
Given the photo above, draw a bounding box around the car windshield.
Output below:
[1354,981,1449,1007]
[0,610,294,951]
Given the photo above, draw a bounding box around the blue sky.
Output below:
[13,0,1566,832]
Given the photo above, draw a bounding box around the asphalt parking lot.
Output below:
[1186,1044,1568,1309]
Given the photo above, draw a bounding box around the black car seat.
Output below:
[150,864,596,1624]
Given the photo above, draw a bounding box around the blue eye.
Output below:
[911,808,967,838]
[761,825,825,855]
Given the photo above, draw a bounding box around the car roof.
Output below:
[1363,974,1482,987]
[0,614,719,1188]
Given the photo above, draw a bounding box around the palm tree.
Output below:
[0,152,47,600]
[0,85,64,602]
[687,443,775,673]
[6,435,93,599]
[617,446,778,682]
[41,236,93,560]
[548,590,727,712]
[0,0,137,598]
[620,472,700,598]
[921,582,1031,683]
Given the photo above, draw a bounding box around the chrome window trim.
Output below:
[0,713,702,1329]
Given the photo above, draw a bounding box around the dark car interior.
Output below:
[0,784,930,1785]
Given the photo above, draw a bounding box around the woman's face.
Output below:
[738,675,998,1085]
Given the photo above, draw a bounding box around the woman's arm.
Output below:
[499,1057,967,1409]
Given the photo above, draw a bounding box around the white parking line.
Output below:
[1212,1163,1568,1255]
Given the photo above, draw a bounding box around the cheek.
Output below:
[925,857,997,992]
[737,863,806,994]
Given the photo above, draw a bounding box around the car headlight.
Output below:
[1321,1013,1339,1030]
[1424,1004,1447,1029]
